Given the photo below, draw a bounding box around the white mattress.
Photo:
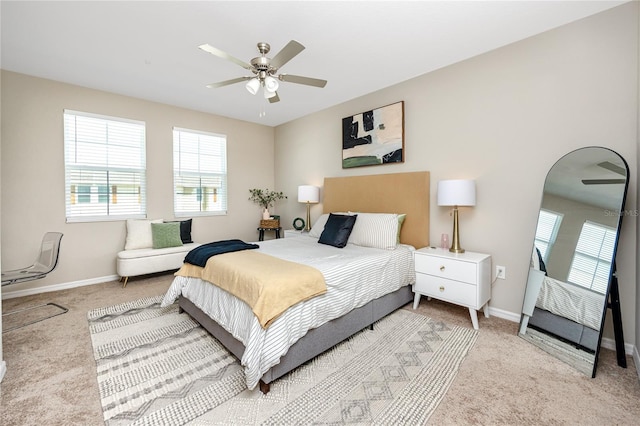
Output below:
[162,234,415,389]
[536,276,605,330]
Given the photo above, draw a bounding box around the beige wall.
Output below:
[274,3,639,344]
[0,71,275,292]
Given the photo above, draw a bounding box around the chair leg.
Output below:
[2,302,68,333]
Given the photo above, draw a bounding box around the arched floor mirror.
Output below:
[519,146,629,377]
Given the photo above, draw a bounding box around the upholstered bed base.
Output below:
[178,284,413,393]
[528,307,599,352]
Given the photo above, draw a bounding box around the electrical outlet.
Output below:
[496,265,506,280]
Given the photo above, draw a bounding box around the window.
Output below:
[64,110,146,222]
[173,128,227,216]
[534,209,563,262]
[568,221,616,294]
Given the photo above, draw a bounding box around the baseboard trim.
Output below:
[1,275,119,300]
[634,345,640,381]
[600,336,635,356]
[487,305,521,323]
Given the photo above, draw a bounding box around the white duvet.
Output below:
[536,276,606,330]
[162,234,415,389]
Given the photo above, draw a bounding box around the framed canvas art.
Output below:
[342,101,404,169]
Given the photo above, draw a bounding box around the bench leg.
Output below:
[121,276,129,288]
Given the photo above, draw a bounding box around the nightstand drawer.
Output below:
[415,273,476,307]
[414,254,477,284]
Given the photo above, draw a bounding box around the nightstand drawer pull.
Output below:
[439,286,445,292]
[440,265,445,272]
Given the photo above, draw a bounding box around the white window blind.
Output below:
[568,221,616,294]
[64,110,146,222]
[173,128,227,216]
[534,209,563,262]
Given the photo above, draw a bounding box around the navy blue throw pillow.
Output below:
[165,219,193,244]
[318,213,357,248]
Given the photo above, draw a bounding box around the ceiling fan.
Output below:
[198,40,327,103]
[581,161,626,185]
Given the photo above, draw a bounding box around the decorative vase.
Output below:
[262,208,271,220]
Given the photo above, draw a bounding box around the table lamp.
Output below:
[298,185,320,232]
[437,179,476,253]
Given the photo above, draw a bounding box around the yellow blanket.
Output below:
[175,250,327,328]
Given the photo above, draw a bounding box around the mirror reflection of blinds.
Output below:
[534,209,563,263]
[64,110,146,222]
[568,221,616,294]
[173,128,227,216]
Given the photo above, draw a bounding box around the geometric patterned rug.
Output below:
[88,296,477,425]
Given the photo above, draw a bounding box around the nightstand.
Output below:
[284,229,308,238]
[413,247,491,330]
[257,227,281,241]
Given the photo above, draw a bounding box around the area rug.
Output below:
[88,296,478,425]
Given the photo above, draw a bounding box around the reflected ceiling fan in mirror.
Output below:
[198,40,327,104]
[581,161,627,185]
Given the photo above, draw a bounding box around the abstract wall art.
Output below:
[341,101,404,169]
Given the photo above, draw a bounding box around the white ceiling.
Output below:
[0,1,627,127]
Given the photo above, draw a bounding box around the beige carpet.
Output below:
[1,273,639,425]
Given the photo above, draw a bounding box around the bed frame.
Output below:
[178,171,431,393]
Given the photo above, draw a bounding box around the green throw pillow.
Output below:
[151,222,183,249]
[397,213,407,243]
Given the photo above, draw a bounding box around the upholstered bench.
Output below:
[117,243,200,287]
[117,218,199,287]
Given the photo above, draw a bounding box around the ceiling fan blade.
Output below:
[581,179,626,185]
[206,76,252,89]
[597,161,626,176]
[269,40,305,70]
[198,43,253,71]
[268,92,280,103]
[278,74,327,88]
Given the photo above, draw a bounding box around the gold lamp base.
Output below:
[304,202,312,232]
[449,206,465,253]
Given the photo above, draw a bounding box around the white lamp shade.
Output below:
[264,87,277,99]
[437,179,476,207]
[298,185,320,203]
[264,76,279,92]
[245,78,260,95]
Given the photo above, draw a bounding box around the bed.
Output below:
[161,171,430,393]
[528,275,605,352]
[520,252,606,352]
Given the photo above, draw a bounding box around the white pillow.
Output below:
[308,214,330,238]
[125,219,163,250]
[347,212,399,250]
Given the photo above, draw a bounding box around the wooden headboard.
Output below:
[323,171,430,249]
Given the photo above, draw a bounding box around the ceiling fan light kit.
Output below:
[264,76,279,93]
[199,40,327,105]
[245,78,261,95]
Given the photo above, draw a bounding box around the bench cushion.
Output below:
[117,242,201,278]
[118,243,199,260]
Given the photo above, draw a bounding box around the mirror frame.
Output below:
[519,146,629,377]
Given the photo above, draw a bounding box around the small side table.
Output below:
[257,227,282,241]
[413,247,491,330]
[284,229,308,238]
